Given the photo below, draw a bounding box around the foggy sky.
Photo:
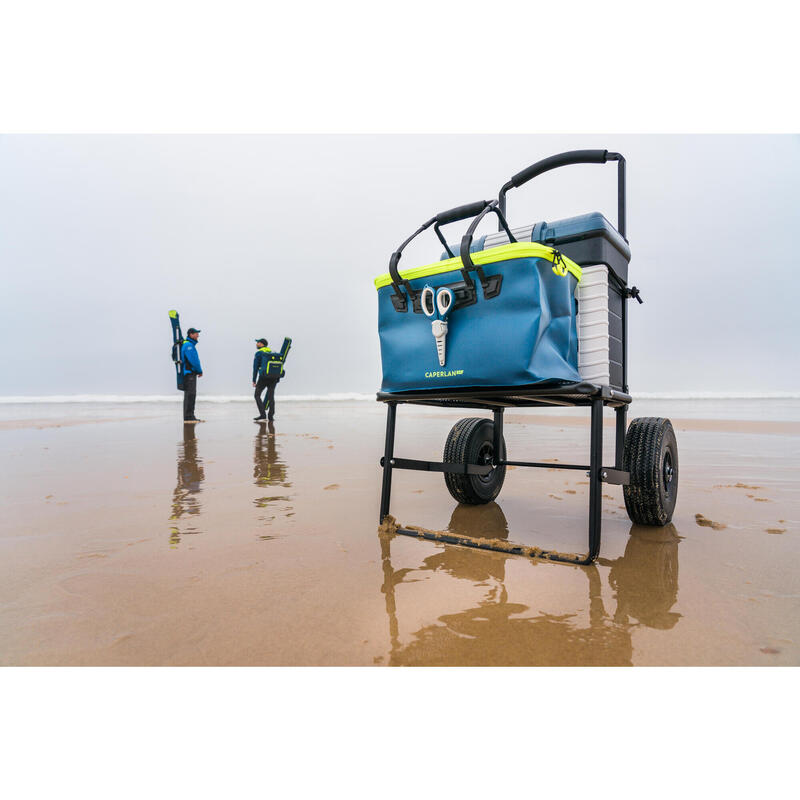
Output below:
[1,134,798,396]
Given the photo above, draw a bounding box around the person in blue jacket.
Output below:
[252,338,283,421]
[181,328,203,422]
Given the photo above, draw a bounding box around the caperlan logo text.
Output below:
[424,369,464,378]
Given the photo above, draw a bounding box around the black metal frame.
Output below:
[377,150,635,565]
[378,383,631,565]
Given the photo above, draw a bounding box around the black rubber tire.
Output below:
[443,417,506,505]
[622,417,679,526]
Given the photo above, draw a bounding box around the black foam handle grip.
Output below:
[435,200,490,226]
[511,149,609,188]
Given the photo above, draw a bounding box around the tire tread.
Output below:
[623,417,678,526]
[443,417,506,505]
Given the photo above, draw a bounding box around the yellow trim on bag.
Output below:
[373,242,582,290]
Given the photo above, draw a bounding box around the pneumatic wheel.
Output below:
[443,417,506,505]
[622,417,679,526]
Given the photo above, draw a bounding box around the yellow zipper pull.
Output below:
[551,248,568,277]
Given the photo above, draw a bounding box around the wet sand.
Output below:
[1,400,798,665]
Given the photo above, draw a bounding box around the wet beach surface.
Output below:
[1,400,798,665]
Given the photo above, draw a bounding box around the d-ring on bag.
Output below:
[375,200,583,394]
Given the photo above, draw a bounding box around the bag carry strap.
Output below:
[459,201,517,299]
[389,200,504,312]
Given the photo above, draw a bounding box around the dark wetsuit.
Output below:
[253,347,283,419]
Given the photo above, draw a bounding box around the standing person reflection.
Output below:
[169,423,205,546]
[253,421,292,531]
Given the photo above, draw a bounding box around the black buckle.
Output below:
[478,271,503,299]
[625,285,643,304]
[390,288,408,312]
[458,264,503,303]
[409,279,477,314]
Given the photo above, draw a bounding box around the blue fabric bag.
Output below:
[375,203,583,394]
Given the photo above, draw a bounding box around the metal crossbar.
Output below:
[378,392,630,565]
[380,457,493,476]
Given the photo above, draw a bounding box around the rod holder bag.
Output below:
[375,200,583,393]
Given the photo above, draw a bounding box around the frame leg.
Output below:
[492,408,504,463]
[615,405,627,470]
[588,397,604,560]
[379,402,397,521]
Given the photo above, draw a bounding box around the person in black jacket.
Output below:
[252,338,283,421]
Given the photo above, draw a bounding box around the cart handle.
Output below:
[498,149,627,239]
[388,199,515,311]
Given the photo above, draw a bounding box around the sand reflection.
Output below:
[379,507,682,666]
[253,421,293,535]
[169,423,205,546]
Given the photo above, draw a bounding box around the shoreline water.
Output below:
[3,396,800,425]
[2,391,799,403]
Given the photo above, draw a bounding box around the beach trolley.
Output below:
[374,149,679,564]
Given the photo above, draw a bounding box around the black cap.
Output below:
[187,328,201,335]
[255,338,268,346]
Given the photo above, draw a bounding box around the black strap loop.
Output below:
[388,218,436,311]
[458,201,516,299]
[387,201,493,312]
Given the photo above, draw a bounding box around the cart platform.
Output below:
[377,381,631,410]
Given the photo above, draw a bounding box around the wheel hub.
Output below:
[663,450,674,490]
[477,442,495,483]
